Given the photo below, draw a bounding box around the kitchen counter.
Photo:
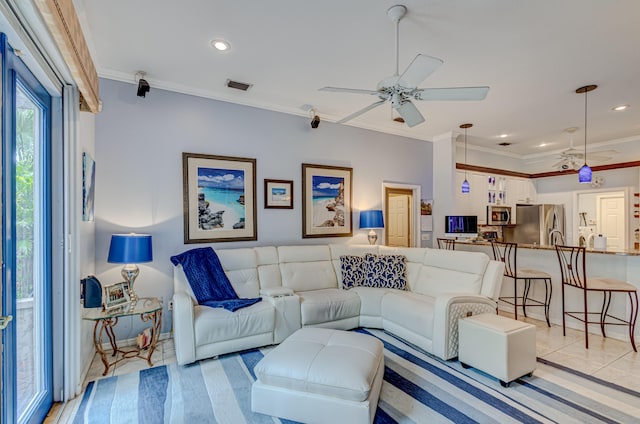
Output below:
[455,239,640,256]
[454,239,640,344]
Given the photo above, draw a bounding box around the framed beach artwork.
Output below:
[264,179,293,209]
[302,163,352,238]
[182,152,257,243]
[82,152,96,221]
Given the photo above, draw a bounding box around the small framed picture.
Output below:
[264,179,293,209]
[103,281,131,310]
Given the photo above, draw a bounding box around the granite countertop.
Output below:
[455,239,640,256]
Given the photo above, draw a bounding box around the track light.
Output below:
[135,71,150,98]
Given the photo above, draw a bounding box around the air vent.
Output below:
[498,142,512,146]
[226,79,252,91]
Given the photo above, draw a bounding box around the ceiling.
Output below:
[74,0,640,167]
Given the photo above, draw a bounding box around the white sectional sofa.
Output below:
[172,244,505,365]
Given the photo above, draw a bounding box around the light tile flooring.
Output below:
[46,314,640,423]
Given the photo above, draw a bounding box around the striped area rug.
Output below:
[71,328,640,423]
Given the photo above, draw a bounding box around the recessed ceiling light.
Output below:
[538,143,548,147]
[612,104,629,111]
[211,39,231,51]
[498,134,508,138]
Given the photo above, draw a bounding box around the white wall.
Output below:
[93,78,433,337]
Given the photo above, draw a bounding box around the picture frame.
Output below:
[302,163,353,238]
[82,152,96,222]
[264,179,293,209]
[182,152,257,243]
[103,281,131,310]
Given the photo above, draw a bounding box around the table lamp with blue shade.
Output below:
[108,233,153,301]
[359,210,384,245]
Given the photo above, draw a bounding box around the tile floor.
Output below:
[46,314,640,423]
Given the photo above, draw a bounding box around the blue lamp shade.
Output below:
[107,234,153,264]
[578,164,592,183]
[461,179,470,193]
[359,210,384,229]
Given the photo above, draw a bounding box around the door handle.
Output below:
[0,315,12,330]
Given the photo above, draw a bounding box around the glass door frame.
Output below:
[1,33,53,424]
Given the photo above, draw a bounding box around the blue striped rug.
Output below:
[71,328,640,423]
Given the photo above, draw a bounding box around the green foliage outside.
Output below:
[16,105,35,299]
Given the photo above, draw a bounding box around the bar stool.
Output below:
[491,241,552,326]
[555,245,638,351]
[437,238,456,250]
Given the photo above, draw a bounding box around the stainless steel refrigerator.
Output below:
[503,204,565,246]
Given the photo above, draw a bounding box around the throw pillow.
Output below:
[340,255,366,289]
[363,254,408,290]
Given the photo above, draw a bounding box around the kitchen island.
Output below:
[455,240,640,344]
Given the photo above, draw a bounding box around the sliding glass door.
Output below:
[1,33,53,424]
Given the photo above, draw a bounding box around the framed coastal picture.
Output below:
[302,163,352,238]
[182,152,257,243]
[82,152,96,221]
[264,179,293,209]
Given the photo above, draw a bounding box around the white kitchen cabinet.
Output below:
[506,177,537,224]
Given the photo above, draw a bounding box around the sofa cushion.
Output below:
[382,291,435,340]
[340,255,366,289]
[194,301,275,345]
[362,254,408,290]
[217,248,260,298]
[298,288,361,326]
[413,249,488,297]
[278,245,338,292]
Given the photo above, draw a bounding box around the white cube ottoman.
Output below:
[459,313,536,387]
[251,328,384,424]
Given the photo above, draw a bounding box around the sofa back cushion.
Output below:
[216,248,260,298]
[278,245,338,292]
[413,249,488,297]
[255,246,282,290]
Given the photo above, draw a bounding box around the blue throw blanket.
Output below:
[170,247,261,312]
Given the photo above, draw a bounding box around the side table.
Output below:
[82,297,163,376]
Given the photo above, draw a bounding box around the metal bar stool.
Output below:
[555,245,638,351]
[437,238,456,250]
[491,241,552,326]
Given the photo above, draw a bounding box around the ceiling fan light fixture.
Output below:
[575,84,597,183]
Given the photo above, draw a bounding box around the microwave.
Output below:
[487,205,511,225]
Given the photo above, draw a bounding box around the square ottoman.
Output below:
[459,313,536,387]
[251,328,384,424]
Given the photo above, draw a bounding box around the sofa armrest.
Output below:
[172,291,197,365]
[432,294,497,360]
[262,293,301,343]
[260,287,294,297]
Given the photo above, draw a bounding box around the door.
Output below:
[1,34,53,424]
[597,194,625,250]
[385,188,412,247]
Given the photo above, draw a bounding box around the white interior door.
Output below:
[597,194,625,250]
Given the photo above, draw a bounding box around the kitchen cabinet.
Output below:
[505,177,536,224]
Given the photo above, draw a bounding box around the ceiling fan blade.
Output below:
[414,86,490,101]
[336,99,388,124]
[319,87,381,96]
[398,54,443,88]
[395,101,425,128]
[588,154,612,162]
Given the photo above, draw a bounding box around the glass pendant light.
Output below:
[576,85,596,183]
[460,123,472,193]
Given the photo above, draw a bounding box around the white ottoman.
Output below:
[459,313,536,387]
[251,328,384,424]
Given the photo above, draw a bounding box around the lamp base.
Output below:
[368,229,378,245]
[121,264,140,302]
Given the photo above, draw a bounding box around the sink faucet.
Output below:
[549,229,564,245]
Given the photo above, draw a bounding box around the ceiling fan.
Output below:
[551,127,616,170]
[319,5,489,128]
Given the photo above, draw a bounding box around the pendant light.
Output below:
[460,123,472,193]
[576,85,596,183]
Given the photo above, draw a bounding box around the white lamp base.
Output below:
[368,229,378,245]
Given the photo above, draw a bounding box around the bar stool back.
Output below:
[437,238,456,250]
[555,245,638,351]
[491,241,552,326]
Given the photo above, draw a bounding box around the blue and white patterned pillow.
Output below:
[362,254,408,290]
[340,255,366,289]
